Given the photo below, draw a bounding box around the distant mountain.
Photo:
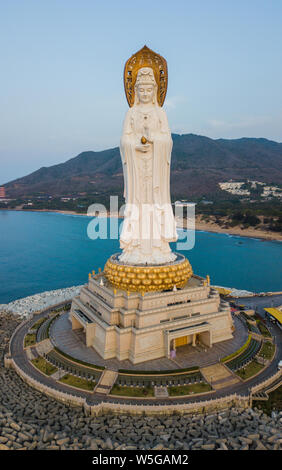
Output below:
[4,134,282,200]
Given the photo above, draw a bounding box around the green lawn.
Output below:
[59,374,95,391]
[258,342,275,360]
[46,314,59,338]
[236,360,264,380]
[30,317,47,331]
[257,322,272,337]
[110,385,154,397]
[24,333,37,347]
[168,382,212,396]
[31,357,58,376]
[221,335,251,363]
[253,385,282,416]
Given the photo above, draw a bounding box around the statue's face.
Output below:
[136,83,154,104]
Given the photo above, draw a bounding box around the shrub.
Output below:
[24,333,36,347]
[221,335,251,362]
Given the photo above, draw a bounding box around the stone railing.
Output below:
[31,299,72,316]
[11,358,86,409]
[9,354,251,416]
[250,369,282,395]
[88,393,250,416]
[13,354,280,415]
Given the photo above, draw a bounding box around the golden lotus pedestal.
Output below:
[104,253,193,293]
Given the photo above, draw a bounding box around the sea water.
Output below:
[0,210,281,303]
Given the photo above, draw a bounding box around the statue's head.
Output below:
[124,46,168,107]
[134,67,157,105]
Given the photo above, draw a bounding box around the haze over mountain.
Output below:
[4,134,282,200]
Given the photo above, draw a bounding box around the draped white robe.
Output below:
[119,104,178,265]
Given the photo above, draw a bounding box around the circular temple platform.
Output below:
[6,302,282,413]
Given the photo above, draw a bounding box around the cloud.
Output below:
[208,115,272,131]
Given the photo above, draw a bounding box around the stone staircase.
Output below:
[252,390,268,401]
[200,363,240,390]
[94,370,118,395]
[50,369,66,381]
[35,339,53,355]
[154,386,169,398]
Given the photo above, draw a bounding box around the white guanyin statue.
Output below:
[119,65,178,265]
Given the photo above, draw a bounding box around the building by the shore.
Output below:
[0,186,6,199]
[264,307,282,331]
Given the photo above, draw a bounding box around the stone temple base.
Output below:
[104,252,193,293]
[70,270,234,364]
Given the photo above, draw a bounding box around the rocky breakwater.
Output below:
[0,285,83,318]
[0,312,281,451]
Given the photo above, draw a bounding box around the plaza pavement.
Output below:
[50,312,247,371]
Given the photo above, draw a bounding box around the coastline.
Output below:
[1,283,281,318]
[0,285,83,318]
[1,209,281,310]
[193,217,282,242]
[2,208,282,242]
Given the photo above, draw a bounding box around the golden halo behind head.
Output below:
[124,45,168,107]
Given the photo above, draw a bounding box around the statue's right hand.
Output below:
[135,144,150,152]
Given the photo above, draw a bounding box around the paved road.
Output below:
[233,294,282,318]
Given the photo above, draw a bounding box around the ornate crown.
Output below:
[135,67,157,86]
[124,45,168,107]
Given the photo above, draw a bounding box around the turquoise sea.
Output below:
[0,210,281,304]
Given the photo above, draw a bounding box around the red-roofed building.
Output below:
[0,187,6,199]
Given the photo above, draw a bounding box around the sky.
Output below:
[1,0,282,184]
